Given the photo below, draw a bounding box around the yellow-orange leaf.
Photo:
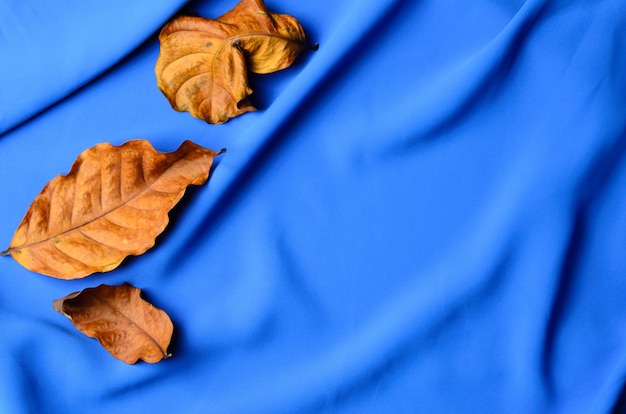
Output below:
[53,283,173,364]
[1,140,224,279]
[155,0,315,124]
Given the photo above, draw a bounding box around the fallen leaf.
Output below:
[155,0,316,124]
[1,140,225,279]
[53,283,173,364]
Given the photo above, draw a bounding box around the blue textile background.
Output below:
[1,0,626,412]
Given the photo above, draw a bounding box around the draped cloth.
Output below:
[1,0,626,412]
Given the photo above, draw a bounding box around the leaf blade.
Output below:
[155,0,313,124]
[53,283,174,364]
[4,139,223,279]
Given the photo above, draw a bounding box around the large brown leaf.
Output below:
[155,0,316,124]
[1,140,224,279]
[53,283,173,364]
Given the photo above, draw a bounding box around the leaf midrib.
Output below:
[4,150,192,254]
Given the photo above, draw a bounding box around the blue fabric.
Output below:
[1,0,626,412]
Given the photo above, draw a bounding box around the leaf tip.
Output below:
[52,303,69,320]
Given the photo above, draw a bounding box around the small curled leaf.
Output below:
[155,0,315,124]
[53,283,173,364]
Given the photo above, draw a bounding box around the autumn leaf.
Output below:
[1,140,225,279]
[155,0,316,124]
[53,283,173,364]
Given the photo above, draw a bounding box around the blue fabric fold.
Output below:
[0,0,188,135]
[0,0,626,413]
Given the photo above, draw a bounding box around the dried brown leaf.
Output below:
[53,283,173,364]
[155,0,315,124]
[1,140,224,279]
